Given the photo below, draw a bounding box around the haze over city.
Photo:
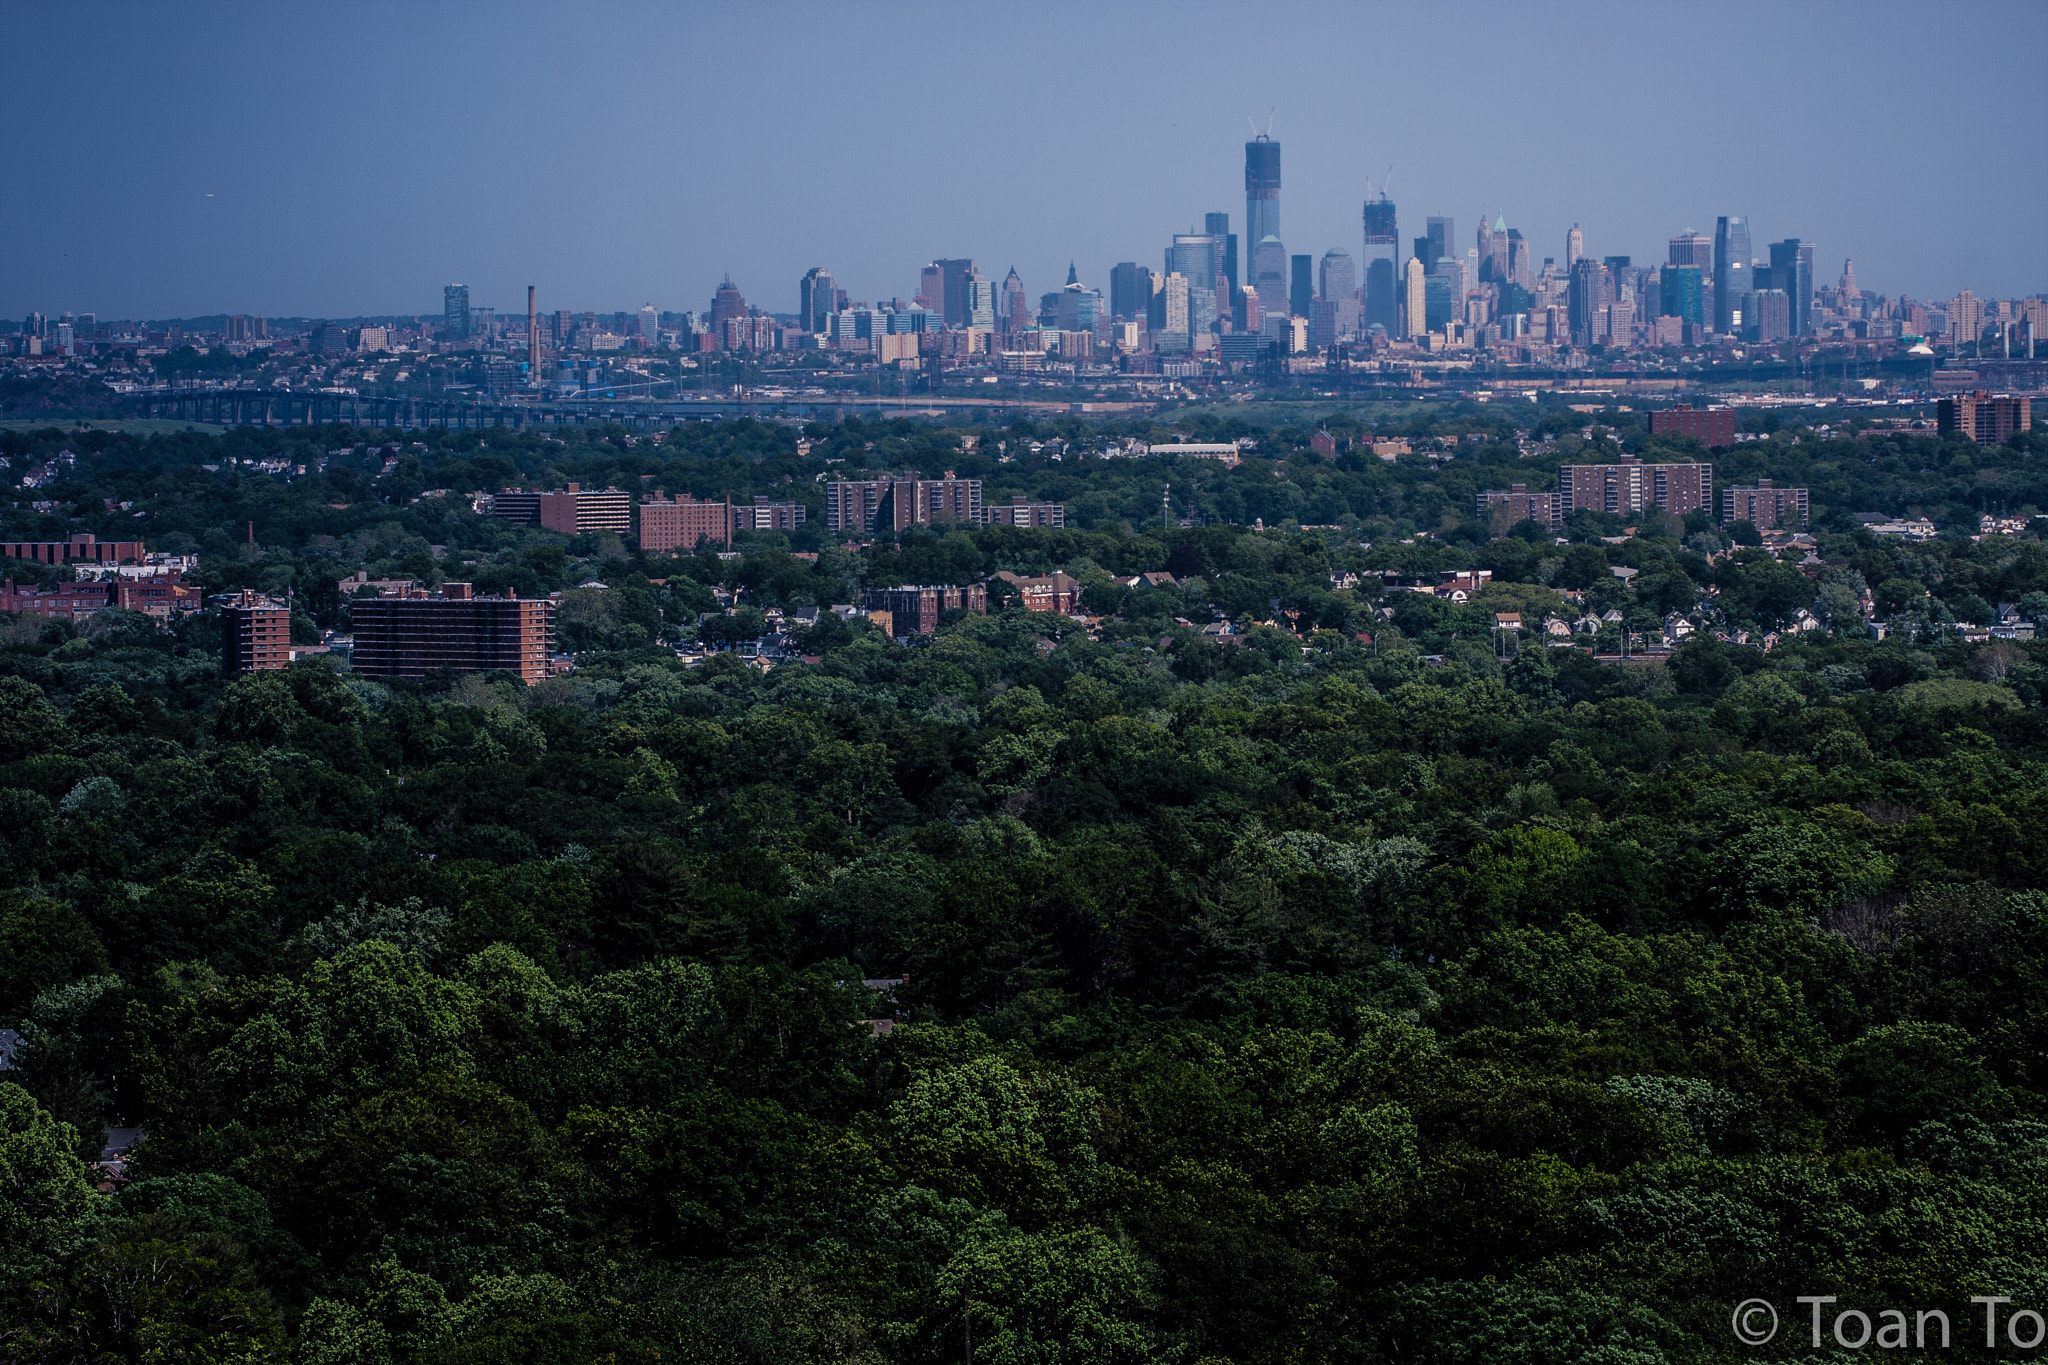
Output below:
[6,0,2043,321]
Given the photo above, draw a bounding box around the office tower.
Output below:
[1568,258,1608,344]
[1205,211,1238,294]
[1476,216,1495,280]
[921,259,976,328]
[1110,263,1152,322]
[1290,255,1313,318]
[1171,233,1220,335]
[1423,217,1454,272]
[710,276,748,326]
[799,268,836,332]
[1713,216,1751,333]
[1402,257,1426,339]
[1506,228,1529,285]
[1565,225,1584,269]
[443,284,470,338]
[637,303,658,346]
[1318,249,1357,309]
[350,585,555,686]
[1839,258,1857,301]
[1425,263,1457,332]
[1660,266,1704,325]
[1245,135,1280,256]
[1769,239,1814,335]
[1250,236,1288,321]
[1237,285,1260,334]
[530,288,542,375]
[1002,267,1028,331]
[1668,231,1713,269]
[1362,187,1399,334]
[1056,277,1099,332]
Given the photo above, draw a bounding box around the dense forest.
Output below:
[1,410,2045,1363]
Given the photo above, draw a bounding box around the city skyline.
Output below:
[5,0,2044,320]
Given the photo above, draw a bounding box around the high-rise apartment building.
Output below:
[825,476,983,534]
[1721,479,1809,530]
[1362,189,1399,335]
[1750,289,1791,342]
[1557,456,1713,521]
[443,284,470,339]
[219,591,291,675]
[731,496,808,534]
[1947,292,1985,348]
[638,495,731,553]
[1648,406,1735,447]
[1402,257,1427,340]
[1245,136,1280,258]
[1713,216,1751,333]
[490,484,633,537]
[1476,483,1559,527]
[1938,391,2031,444]
[979,496,1067,529]
[350,584,556,686]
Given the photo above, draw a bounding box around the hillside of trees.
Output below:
[0,412,2045,1363]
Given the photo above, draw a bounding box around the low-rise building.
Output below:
[860,584,988,636]
[979,496,1066,528]
[993,571,1082,614]
[0,533,147,565]
[0,577,115,619]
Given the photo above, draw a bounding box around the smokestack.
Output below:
[527,285,539,383]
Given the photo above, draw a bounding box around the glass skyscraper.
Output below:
[1205,212,1237,295]
[443,284,470,338]
[1362,192,1398,334]
[1245,137,1280,256]
[1713,216,1751,334]
[1170,234,1219,335]
[1770,239,1815,335]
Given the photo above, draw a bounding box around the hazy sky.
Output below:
[7,0,2043,322]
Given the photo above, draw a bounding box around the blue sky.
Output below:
[6,0,2043,321]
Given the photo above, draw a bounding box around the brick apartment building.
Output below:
[1647,405,1737,449]
[1475,483,1559,527]
[979,496,1067,528]
[1937,391,2032,445]
[1721,478,1810,530]
[731,496,808,534]
[350,583,556,684]
[638,495,733,554]
[859,583,988,635]
[826,476,983,533]
[219,591,291,673]
[0,533,147,565]
[993,571,1082,613]
[491,484,634,536]
[1557,456,1714,524]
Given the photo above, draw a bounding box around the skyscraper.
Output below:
[1290,255,1313,319]
[1713,216,1751,334]
[1402,257,1426,340]
[1668,231,1713,270]
[1565,225,1584,269]
[1318,250,1356,311]
[638,304,659,345]
[1205,211,1237,295]
[1109,263,1151,323]
[1568,258,1608,345]
[1362,187,1399,334]
[443,284,470,338]
[1245,135,1280,258]
[1003,267,1028,332]
[1660,266,1704,326]
[1172,232,1221,336]
[1423,217,1454,270]
[1251,236,1288,322]
[710,276,747,327]
[925,259,976,328]
[1161,272,1190,342]
[1770,239,1815,335]
[799,268,836,332]
[966,269,996,329]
